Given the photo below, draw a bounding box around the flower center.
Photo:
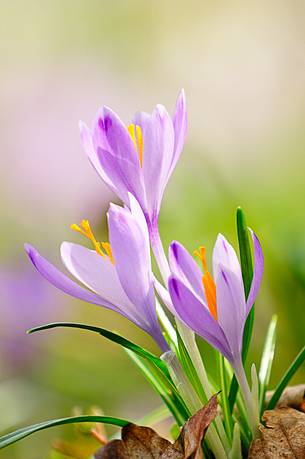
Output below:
[194,246,218,320]
[128,123,143,166]
[71,220,114,264]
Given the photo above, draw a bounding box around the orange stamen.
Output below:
[194,246,218,320]
[70,220,114,264]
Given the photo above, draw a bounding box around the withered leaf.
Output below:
[248,407,305,458]
[95,395,218,459]
[266,384,305,409]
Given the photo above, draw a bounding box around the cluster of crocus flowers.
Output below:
[24,91,265,457]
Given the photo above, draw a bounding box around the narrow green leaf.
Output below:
[28,322,169,378]
[218,355,233,441]
[259,315,278,413]
[229,207,254,412]
[267,345,305,410]
[0,415,128,449]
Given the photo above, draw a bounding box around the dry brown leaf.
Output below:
[248,407,305,458]
[95,395,218,459]
[265,384,305,409]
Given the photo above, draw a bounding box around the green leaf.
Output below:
[259,315,278,413]
[218,354,233,441]
[28,322,169,378]
[267,345,305,410]
[229,207,254,412]
[0,415,128,449]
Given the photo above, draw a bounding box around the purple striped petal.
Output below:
[169,240,204,299]
[97,147,146,209]
[213,234,244,296]
[134,105,175,216]
[79,121,119,197]
[246,230,264,315]
[215,267,246,359]
[24,244,119,311]
[107,203,160,334]
[169,276,233,361]
[60,242,139,318]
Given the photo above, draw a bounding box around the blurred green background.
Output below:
[0,1,305,457]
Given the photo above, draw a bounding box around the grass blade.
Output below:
[0,415,128,449]
[28,322,169,378]
[218,355,233,441]
[259,315,278,413]
[267,345,305,410]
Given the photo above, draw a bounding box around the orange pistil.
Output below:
[128,123,143,166]
[194,246,218,320]
[70,220,114,264]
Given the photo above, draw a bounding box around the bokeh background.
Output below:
[1,1,305,457]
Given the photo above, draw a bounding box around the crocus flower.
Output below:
[25,195,167,351]
[167,232,264,365]
[79,90,187,231]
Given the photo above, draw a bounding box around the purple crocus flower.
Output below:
[25,195,167,351]
[168,231,264,365]
[79,90,187,232]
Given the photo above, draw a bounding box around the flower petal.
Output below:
[24,243,118,311]
[246,230,264,315]
[169,276,233,361]
[79,120,118,197]
[60,242,141,320]
[97,146,146,210]
[134,104,175,216]
[213,234,244,291]
[169,240,204,299]
[107,203,158,332]
[215,267,246,359]
[170,89,187,177]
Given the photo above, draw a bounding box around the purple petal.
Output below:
[246,230,264,315]
[215,267,246,359]
[213,233,244,293]
[107,204,159,334]
[169,89,187,178]
[24,244,119,311]
[79,121,119,197]
[98,147,146,211]
[169,276,233,361]
[134,105,175,216]
[60,242,139,318]
[168,240,204,299]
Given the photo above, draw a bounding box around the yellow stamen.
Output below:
[128,123,143,166]
[70,220,114,264]
[101,242,114,264]
[194,246,218,320]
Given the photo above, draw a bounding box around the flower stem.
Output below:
[149,224,171,284]
[234,359,259,439]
